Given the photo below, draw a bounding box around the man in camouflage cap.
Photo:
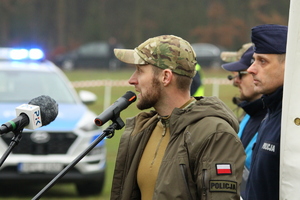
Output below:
[110,35,245,200]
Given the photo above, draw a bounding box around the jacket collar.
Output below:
[239,98,267,117]
[261,86,283,113]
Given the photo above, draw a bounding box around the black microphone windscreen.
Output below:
[28,95,59,126]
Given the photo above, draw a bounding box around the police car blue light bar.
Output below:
[28,49,44,60]
[0,48,44,61]
[9,49,29,60]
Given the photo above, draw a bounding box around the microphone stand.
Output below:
[32,113,125,200]
[0,129,23,167]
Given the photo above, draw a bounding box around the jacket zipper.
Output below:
[180,164,193,200]
[202,169,208,200]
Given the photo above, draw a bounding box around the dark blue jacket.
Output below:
[244,86,283,200]
[238,99,267,169]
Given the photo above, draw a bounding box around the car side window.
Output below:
[78,43,109,57]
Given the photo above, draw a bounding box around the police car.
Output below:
[0,48,106,196]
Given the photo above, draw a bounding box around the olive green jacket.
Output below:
[110,96,245,200]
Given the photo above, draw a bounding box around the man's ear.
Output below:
[161,69,173,86]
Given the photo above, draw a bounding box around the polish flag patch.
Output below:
[216,164,232,175]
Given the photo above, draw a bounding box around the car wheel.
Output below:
[76,178,105,196]
[62,59,75,71]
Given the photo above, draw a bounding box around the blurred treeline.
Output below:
[0,0,290,59]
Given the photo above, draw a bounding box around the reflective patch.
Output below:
[209,180,237,193]
[261,141,278,154]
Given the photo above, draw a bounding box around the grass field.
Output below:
[1,67,241,200]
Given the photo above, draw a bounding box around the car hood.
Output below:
[0,103,91,132]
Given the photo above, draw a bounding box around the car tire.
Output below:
[62,59,75,71]
[76,177,105,196]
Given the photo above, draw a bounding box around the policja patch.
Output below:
[209,180,237,193]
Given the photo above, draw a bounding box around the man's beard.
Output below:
[137,77,162,110]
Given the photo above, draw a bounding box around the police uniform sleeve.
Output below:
[196,131,245,200]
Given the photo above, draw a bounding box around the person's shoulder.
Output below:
[195,96,233,113]
[194,96,239,132]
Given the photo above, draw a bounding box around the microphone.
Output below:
[94,91,136,126]
[228,75,234,80]
[0,95,58,135]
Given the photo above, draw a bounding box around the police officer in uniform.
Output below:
[244,24,288,200]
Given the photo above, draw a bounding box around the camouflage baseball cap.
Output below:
[220,43,253,63]
[114,35,197,78]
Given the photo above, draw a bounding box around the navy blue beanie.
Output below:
[251,24,288,54]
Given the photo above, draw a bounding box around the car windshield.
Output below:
[0,70,76,103]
